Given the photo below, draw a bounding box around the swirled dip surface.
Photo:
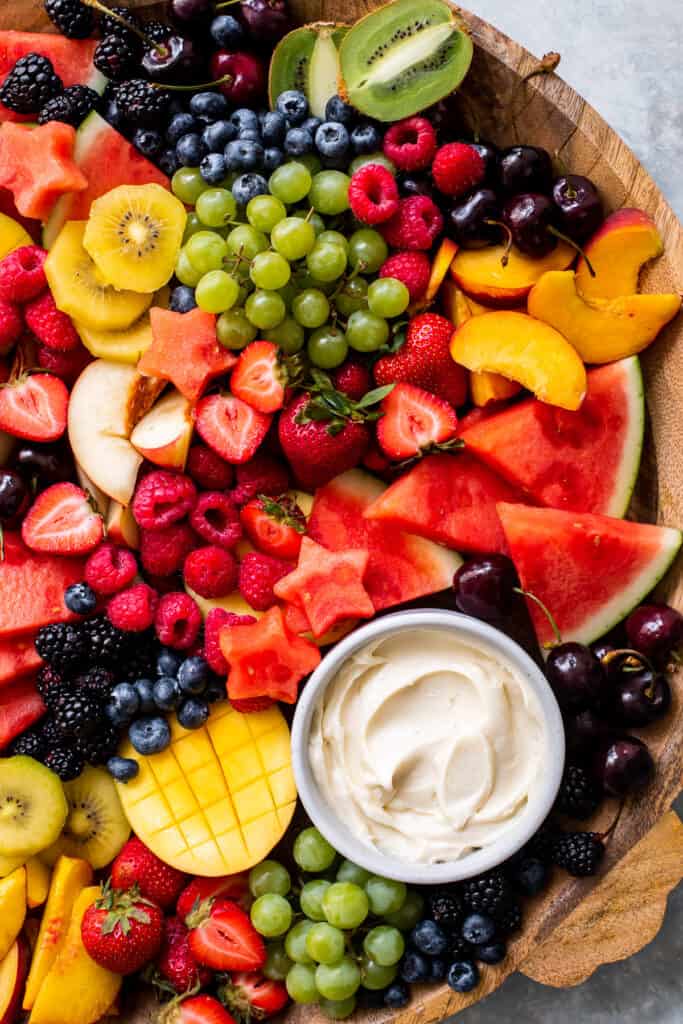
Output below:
[309,628,549,864]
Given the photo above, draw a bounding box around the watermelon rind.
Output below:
[604,356,644,516]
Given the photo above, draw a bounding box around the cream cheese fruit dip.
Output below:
[308,627,550,864]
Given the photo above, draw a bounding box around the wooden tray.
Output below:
[5,0,683,1018]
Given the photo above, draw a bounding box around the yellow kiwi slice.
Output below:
[84,184,186,293]
[45,221,153,332]
[0,757,68,858]
[40,766,130,870]
[75,285,170,365]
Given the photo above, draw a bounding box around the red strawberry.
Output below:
[163,994,237,1024]
[374,312,467,408]
[0,372,68,441]
[278,392,370,490]
[377,382,458,460]
[177,874,250,924]
[22,482,104,555]
[187,899,266,972]
[219,971,288,1020]
[332,361,372,401]
[157,916,213,993]
[196,393,272,465]
[80,885,164,975]
[240,495,305,561]
[111,837,186,910]
[230,341,285,414]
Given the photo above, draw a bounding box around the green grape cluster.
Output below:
[247,829,424,1020]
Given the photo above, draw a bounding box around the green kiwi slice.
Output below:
[339,0,473,121]
[0,756,68,858]
[269,23,349,118]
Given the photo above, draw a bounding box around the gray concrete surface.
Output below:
[453,6,683,1019]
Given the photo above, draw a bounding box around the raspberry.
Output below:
[35,343,90,383]
[383,116,437,172]
[132,470,197,530]
[140,522,197,577]
[107,582,159,632]
[186,444,234,491]
[237,551,292,611]
[381,196,443,251]
[190,492,242,550]
[0,299,22,354]
[231,697,275,713]
[332,361,372,401]
[24,291,80,351]
[183,545,238,599]
[85,542,138,595]
[432,142,486,198]
[0,246,47,303]
[348,164,399,225]
[379,251,431,303]
[230,453,290,507]
[203,608,256,675]
[155,592,202,650]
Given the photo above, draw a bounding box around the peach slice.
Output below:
[450,239,575,305]
[450,310,586,411]
[576,208,664,300]
[0,870,25,963]
[441,278,472,326]
[528,270,681,363]
[420,238,458,307]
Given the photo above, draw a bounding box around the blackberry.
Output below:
[553,831,605,877]
[427,890,464,932]
[555,764,602,820]
[44,0,95,38]
[99,5,141,41]
[495,901,522,935]
[44,746,84,781]
[78,725,120,766]
[119,635,158,683]
[36,664,67,707]
[0,53,63,115]
[145,20,173,43]
[84,615,132,667]
[9,726,46,760]
[521,821,562,865]
[35,622,88,673]
[115,79,170,129]
[94,35,141,82]
[446,933,474,960]
[53,693,103,739]
[38,84,100,126]
[462,870,510,917]
[74,667,115,701]
[40,717,62,749]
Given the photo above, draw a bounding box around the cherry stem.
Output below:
[600,647,654,674]
[547,225,596,277]
[600,800,625,843]
[514,586,563,646]
[159,74,234,92]
[215,0,241,6]
[484,219,513,266]
[82,0,164,53]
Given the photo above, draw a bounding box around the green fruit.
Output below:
[285,920,315,965]
[269,23,349,118]
[349,152,396,175]
[292,289,330,329]
[216,308,258,349]
[309,171,350,216]
[195,270,239,313]
[269,162,312,205]
[293,826,337,872]
[249,860,292,898]
[300,878,331,921]
[267,317,305,354]
[251,893,293,937]
[41,766,130,870]
[286,963,318,1004]
[348,229,388,274]
[264,941,293,980]
[271,217,316,261]
[245,290,286,330]
[0,756,68,858]
[308,326,348,369]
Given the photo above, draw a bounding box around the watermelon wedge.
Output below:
[0,676,45,750]
[0,532,85,637]
[0,634,42,687]
[0,32,105,124]
[308,469,462,610]
[461,357,644,517]
[497,503,682,647]
[364,452,526,554]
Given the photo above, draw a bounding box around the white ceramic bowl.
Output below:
[291,608,565,884]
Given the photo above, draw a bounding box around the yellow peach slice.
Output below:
[0,868,26,962]
[450,310,586,411]
[419,238,458,309]
[576,208,664,300]
[470,370,522,406]
[450,240,575,305]
[441,278,472,326]
[25,858,50,910]
[528,270,681,363]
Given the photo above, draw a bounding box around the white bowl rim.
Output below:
[291,607,565,885]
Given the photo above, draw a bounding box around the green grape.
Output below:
[294,269,335,294]
[319,996,356,1020]
[346,309,389,352]
[250,893,292,938]
[171,166,206,204]
[322,882,369,930]
[295,153,322,175]
[383,889,424,930]
[195,270,239,314]
[292,289,330,329]
[293,827,337,872]
[336,861,371,887]
[249,860,292,898]
[318,230,349,254]
[348,229,388,274]
[186,231,228,275]
[349,152,396,175]
[263,941,293,981]
[365,877,407,916]
[182,212,204,244]
[286,964,318,1004]
[175,249,203,287]
[305,923,345,965]
[368,277,410,318]
[236,281,252,306]
[308,326,348,369]
[307,242,347,283]
[227,224,269,260]
[309,171,350,216]
[277,280,297,309]
[315,957,361,1001]
[196,187,237,228]
[360,956,398,991]
[250,251,291,290]
[265,317,305,355]
[269,161,313,204]
[247,194,287,233]
[363,926,405,967]
[292,208,325,236]
[216,308,258,349]
[245,290,286,330]
[271,217,316,261]
[285,920,315,965]
[334,277,368,317]
[300,879,331,922]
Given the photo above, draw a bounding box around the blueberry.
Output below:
[129,715,171,755]
[177,655,209,695]
[154,675,180,711]
[104,700,130,728]
[157,649,183,678]
[158,148,180,177]
[301,116,322,136]
[190,91,229,120]
[134,677,156,714]
[447,960,479,994]
[351,121,381,154]
[106,756,139,782]
[276,90,308,125]
[476,941,506,965]
[263,147,284,173]
[314,121,349,159]
[239,128,262,144]
[64,583,97,615]
[512,856,548,896]
[410,920,447,956]
[399,951,431,983]
[320,153,349,171]
[430,957,448,981]
[461,913,496,946]
[200,152,227,184]
[177,698,210,730]
[224,139,264,172]
[204,676,226,702]
[202,119,236,152]
[210,13,244,49]
[133,128,163,158]
[110,682,140,718]
[383,982,409,1009]
[325,95,355,126]
[284,127,313,156]
[167,112,201,145]
[170,285,197,313]
[230,108,260,134]
[176,133,208,167]
[232,172,268,206]
[260,110,287,146]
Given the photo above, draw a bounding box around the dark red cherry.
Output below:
[0,469,30,526]
[595,736,654,797]
[14,442,73,490]
[210,50,266,106]
[552,175,603,241]
[465,140,500,184]
[608,667,671,727]
[170,0,214,31]
[545,642,604,710]
[447,188,501,248]
[503,192,557,257]
[565,709,614,756]
[499,145,553,195]
[626,603,683,664]
[142,36,205,82]
[240,0,292,42]
[452,555,518,623]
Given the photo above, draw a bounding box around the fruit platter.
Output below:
[0,0,682,1020]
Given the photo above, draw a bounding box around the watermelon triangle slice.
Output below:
[497,503,682,647]
[462,357,644,517]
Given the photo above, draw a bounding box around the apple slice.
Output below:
[0,938,28,1024]
[130,390,195,471]
[75,463,109,519]
[106,500,139,550]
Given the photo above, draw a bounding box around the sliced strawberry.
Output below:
[230,341,285,414]
[377,382,458,460]
[239,494,305,560]
[0,373,68,441]
[177,874,250,924]
[220,971,288,1020]
[196,394,272,465]
[22,482,104,555]
[0,675,45,749]
[176,995,238,1024]
[188,899,266,973]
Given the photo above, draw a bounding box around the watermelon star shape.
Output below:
[138,307,237,401]
[220,605,321,704]
[0,122,87,221]
[274,536,375,638]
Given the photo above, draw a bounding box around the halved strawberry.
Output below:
[22,482,104,555]
[230,341,285,414]
[0,372,68,441]
[177,874,251,924]
[164,994,236,1024]
[188,899,266,973]
[196,394,272,465]
[239,494,305,561]
[377,382,458,460]
[219,971,288,1020]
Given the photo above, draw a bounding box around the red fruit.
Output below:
[176,873,250,924]
[432,142,485,197]
[278,393,370,491]
[80,886,164,975]
[36,342,90,383]
[383,116,437,172]
[230,453,289,507]
[183,545,238,599]
[138,307,237,403]
[0,676,45,749]
[203,609,256,675]
[348,164,399,225]
[230,696,274,713]
[132,471,197,531]
[112,837,186,911]
[85,542,137,596]
[155,591,202,650]
[24,291,79,352]
[0,298,22,354]
[22,481,104,555]
[190,492,242,550]
[0,634,42,687]
[377,382,458,460]
[186,444,234,491]
[332,361,372,401]
[188,899,266,972]
[0,532,86,637]
[210,50,266,106]
[240,495,305,561]
[220,971,288,1020]
[140,522,198,577]
[0,245,46,303]
[374,312,467,408]
[157,916,213,994]
[379,251,431,304]
[237,551,292,611]
[381,195,443,250]
[0,372,68,441]
[196,393,271,465]
[240,0,291,41]
[166,994,236,1024]
[107,583,159,632]
[230,341,284,414]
